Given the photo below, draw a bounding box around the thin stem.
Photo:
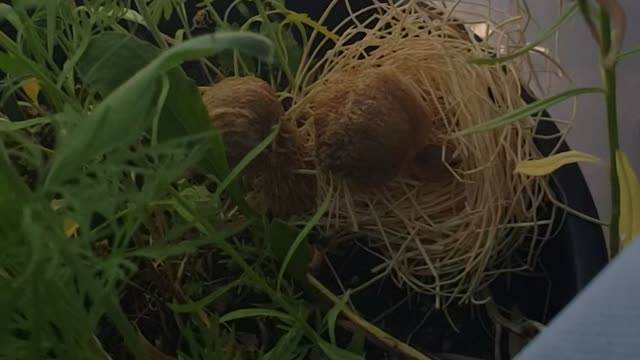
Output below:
[307,274,433,360]
[599,9,621,256]
[134,0,168,49]
[253,0,295,83]
[169,189,327,346]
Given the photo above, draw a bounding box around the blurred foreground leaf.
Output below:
[0,143,29,237]
[617,151,640,248]
[74,31,272,211]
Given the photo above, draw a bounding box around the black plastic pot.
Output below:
[155,0,608,356]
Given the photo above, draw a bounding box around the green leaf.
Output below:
[470,3,578,65]
[617,47,640,62]
[0,143,30,238]
[346,329,366,356]
[0,117,51,132]
[158,31,273,71]
[0,51,29,75]
[326,291,350,346]
[20,77,41,108]
[76,6,147,26]
[169,279,242,313]
[45,73,169,185]
[268,219,310,283]
[214,125,279,198]
[125,239,205,260]
[284,12,339,42]
[75,31,272,212]
[514,150,603,176]
[0,92,26,122]
[317,338,364,360]
[451,87,603,137]
[263,322,307,360]
[277,192,332,288]
[0,4,22,32]
[219,308,295,325]
[617,151,640,248]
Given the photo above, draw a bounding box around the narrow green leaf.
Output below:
[269,219,311,283]
[0,33,69,106]
[0,116,51,133]
[451,87,603,137]
[284,12,339,42]
[219,308,295,324]
[617,47,640,62]
[327,291,351,346]
[346,329,366,356]
[45,0,58,59]
[0,4,22,32]
[76,6,147,26]
[470,3,579,65]
[125,239,206,260]
[277,191,332,288]
[317,338,364,360]
[0,143,30,238]
[214,125,279,198]
[45,73,168,185]
[169,279,242,313]
[514,150,603,176]
[262,321,307,360]
[0,51,29,75]
[0,92,26,122]
[156,32,274,72]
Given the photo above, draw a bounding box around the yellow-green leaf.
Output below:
[50,199,79,238]
[617,151,640,248]
[21,77,40,108]
[285,12,339,42]
[514,150,602,176]
[63,217,79,238]
[50,199,65,211]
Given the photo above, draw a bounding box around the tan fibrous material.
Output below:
[202,76,283,169]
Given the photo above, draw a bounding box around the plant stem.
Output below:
[135,0,168,49]
[599,10,621,256]
[169,189,327,346]
[253,0,295,84]
[307,274,433,360]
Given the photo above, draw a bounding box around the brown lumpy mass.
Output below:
[202,76,283,169]
[309,66,431,187]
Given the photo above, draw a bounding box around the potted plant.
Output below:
[0,0,635,359]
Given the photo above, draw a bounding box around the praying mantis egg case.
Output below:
[311,66,431,187]
[202,77,283,169]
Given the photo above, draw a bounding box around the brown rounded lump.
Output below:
[309,66,431,188]
[201,76,283,170]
